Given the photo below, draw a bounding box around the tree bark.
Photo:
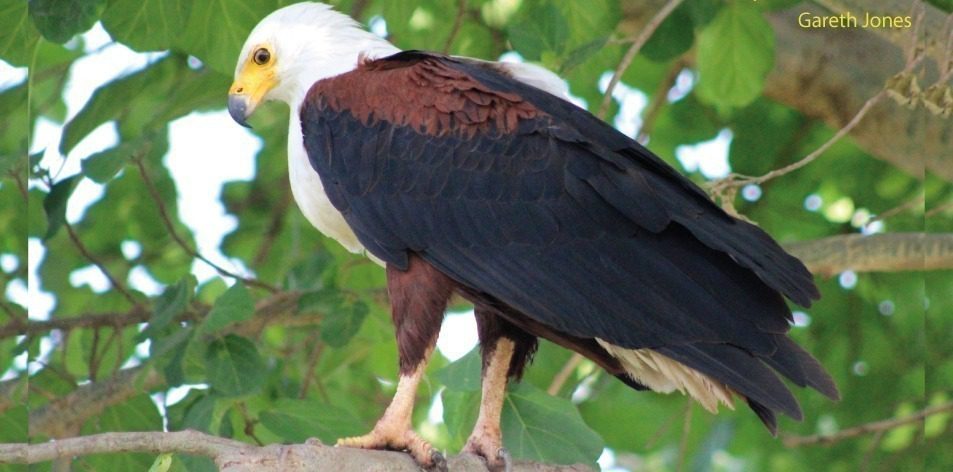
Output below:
[621,0,953,182]
[784,232,953,277]
[0,431,590,472]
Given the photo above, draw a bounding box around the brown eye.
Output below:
[253,48,271,65]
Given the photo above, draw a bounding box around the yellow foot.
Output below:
[337,429,446,470]
[464,434,511,472]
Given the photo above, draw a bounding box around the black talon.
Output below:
[428,450,448,472]
[498,447,512,472]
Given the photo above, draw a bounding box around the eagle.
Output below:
[228,2,838,469]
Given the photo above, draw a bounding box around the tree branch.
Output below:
[815,0,950,65]
[619,1,953,182]
[782,401,953,447]
[598,0,685,119]
[8,292,316,438]
[636,59,685,143]
[133,158,279,293]
[28,365,164,439]
[0,431,589,471]
[64,217,139,304]
[782,232,953,277]
[442,0,467,54]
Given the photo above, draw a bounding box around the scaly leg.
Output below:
[336,255,453,469]
[463,337,515,471]
[336,348,441,466]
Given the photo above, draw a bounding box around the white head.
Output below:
[227,2,398,127]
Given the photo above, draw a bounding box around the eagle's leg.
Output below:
[336,255,453,469]
[464,307,538,471]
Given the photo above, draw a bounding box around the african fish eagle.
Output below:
[228,2,838,469]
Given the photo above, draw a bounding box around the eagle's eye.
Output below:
[253,48,271,65]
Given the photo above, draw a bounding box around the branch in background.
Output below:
[926,201,953,218]
[65,221,139,305]
[547,353,584,396]
[442,0,467,54]
[133,158,279,293]
[710,14,930,197]
[0,431,589,472]
[5,169,28,202]
[29,365,164,439]
[783,232,953,278]
[814,0,950,65]
[867,194,926,227]
[636,59,686,143]
[598,0,685,119]
[782,401,953,447]
[12,292,315,438]
[617,1,953,182]
[0,307,152,339]
[762,6,951,182]
[710,88,888,197]
[675,401,693,472]
[252,184,292,268]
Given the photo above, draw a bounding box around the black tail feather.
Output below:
[747,398,779,436]
[763,336,840,400]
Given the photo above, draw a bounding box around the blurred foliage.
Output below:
[1,0,951,471]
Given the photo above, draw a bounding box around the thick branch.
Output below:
[783,232,953,277]
[620,1,953,182]
[0,431,589,471]
[28,365,164,439]
[815,0,950,65]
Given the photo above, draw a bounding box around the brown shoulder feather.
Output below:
[306,54,540,137]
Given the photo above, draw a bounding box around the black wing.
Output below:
[301,52,837,423]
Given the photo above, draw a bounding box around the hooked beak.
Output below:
[227,94,253,128]
[228,60,276,128]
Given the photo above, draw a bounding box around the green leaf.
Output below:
[159,328,194,387]
[101,0,192,51]
[642,6,694,62]
[441,389,480,447]
[320,300,369,348]
[148,453,173,472]
[506,2,568,61]
[501,383,603,466]
[560,37,609,74]
[436,347,483,392]
[200,283,254,334]
[28,0,104,44]
[139,276,194,342]
[80,140,132,183]
[259,398,365,444]
[0,405,27,443]
[695,3,774,108]
[60,56,229,156]
[0,1,41,66]
[175,0,279,76]
[286,251,334,291]
[204,334,266,396]
[728,98,804,176]
[80,128,167,184]
[42,175,77,240]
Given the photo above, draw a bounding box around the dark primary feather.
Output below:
[299,51,837,428]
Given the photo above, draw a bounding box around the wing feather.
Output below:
[300,51,833,425]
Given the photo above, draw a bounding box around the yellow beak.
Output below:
[228,60,277,128]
